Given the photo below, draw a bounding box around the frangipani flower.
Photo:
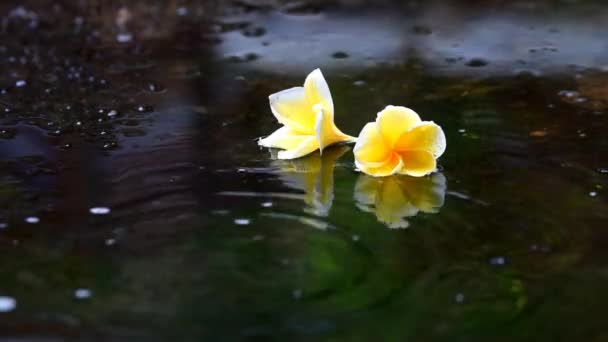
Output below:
[354,173,446,229]
[259,69,356,160]
[354,106,446,177]
[271,145,348,216]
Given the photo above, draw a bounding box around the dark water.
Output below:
[1,1,608,340]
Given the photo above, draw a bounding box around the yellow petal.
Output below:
[277,136,319,160]
[269,87,315,133]
[314,105,356,153]
[259,126,310,150]
[304,69,334,117]
[398,150,436,177]
[353,122,391,165]
[356,152,403,177]
[377,105,421,148]
[394,122,446,158]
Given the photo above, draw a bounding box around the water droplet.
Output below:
[103,142,118,150]
[466,58,488,67]
[107,110,118,118]
[261,202,273,208]
[0,296,16,312]
[489,256,506,266]
[105,238,116,246]
[598,168,608,174]
[245,53,259,61]
[352,235,360,241]
[90,207,111,215]
[411,25,432,35]
[15,80,26,88]
[116,33,133,43]
[332,51,349,59]
[454,293,465,303]
[589,191,597,197]
[176,7,189,16]
[353,80,366,87]
[458,128,466,133]
[292,289,303,300]
[137,105,152,113]
[74,288,91,299]
[234,218,250,226]
[558,90,579,98]
[147,83,164,93]
[243,27,266,37]
[25,216,39,224]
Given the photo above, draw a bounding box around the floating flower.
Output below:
[271,145,348,216]
[354,106,446,177]
[354,173,446,229]
[259,69,356,159]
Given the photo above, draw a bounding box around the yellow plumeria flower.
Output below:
[271,145,348,217]
[354,173,446,229]
[354,105,446,177]
[259,69,356,160]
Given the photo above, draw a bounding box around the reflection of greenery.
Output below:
[271,145,349,217]
[354,173,446,228]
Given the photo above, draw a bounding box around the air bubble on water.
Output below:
[25,216,39,224]
[90,207,111,215]
[234,218,250,226]
[353,80,366,87]
[292,289,303,300]
[15,80,26,88]
[458,128,466,133]
[598,168,608,174]
[74,288,92,299]
[252,235,264,241]
[0,223,7,229]
[352,234,360,241]
[0,296,16,312]
[107,110,118,117]
[589,191,597,197]
[261,202,273,208]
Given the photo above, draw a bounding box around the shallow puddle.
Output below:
[0,1,607,340]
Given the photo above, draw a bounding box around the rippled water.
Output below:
[1,1,607,340]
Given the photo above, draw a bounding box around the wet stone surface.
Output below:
[0,0,608,341]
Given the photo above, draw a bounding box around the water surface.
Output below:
[0,1,607,340]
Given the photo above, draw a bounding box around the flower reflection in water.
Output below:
[354,173,446,229]
[271,145,349,217]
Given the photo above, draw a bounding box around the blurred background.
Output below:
[0,0,607,340]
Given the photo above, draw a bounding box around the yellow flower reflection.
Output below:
[259,69,356,160]
[271,145,349,216]
[354,173,446,229]
[354,105,446,177]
